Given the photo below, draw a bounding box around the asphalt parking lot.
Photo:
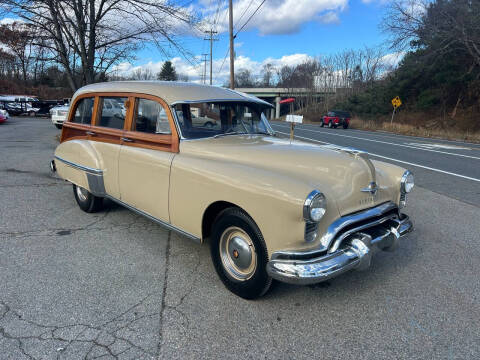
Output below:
[1,117,480,359]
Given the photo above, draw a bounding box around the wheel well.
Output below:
[201,201,242,241]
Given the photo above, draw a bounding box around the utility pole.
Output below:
[204,30,218,85]
[201,54,208,84]
[228,0,234,89]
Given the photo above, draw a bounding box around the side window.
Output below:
[97,97,128,129]
[72,97,94,124]
[133,98,171,134]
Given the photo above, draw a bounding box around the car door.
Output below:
[117,95,179,223]
[87,95,131,198]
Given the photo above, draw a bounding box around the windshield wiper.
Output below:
[213,131,244,138]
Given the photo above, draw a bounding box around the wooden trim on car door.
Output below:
[121,93,179,153]
[61,91,180,152]
[60,93,96,143]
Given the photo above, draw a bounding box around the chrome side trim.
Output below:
[105,195,201,243]
[54,155,103,175]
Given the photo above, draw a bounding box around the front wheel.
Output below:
[210,208,272,299]
[343,123,349,129]
[320,120,325,127]
[29,111,36,117]
[55,123,62,129]
[328,121,333,128]
[73,184,103,213]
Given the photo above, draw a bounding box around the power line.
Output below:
[234,0,267,37]
[218,47,229,80]
[234,0,255,32]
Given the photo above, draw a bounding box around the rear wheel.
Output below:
[328,121,333,128]
[320,120,325,127]
[343,123,349,129]
[210,208,272,299]
[29,111,36,117]
[73,184,103,213]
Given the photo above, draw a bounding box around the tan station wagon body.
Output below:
[52,81,413,298]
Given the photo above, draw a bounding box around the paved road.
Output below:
[271,121,480,206]
[1,117,479,359]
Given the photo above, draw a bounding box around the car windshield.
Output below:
[173,101,274,139]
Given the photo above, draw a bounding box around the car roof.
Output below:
[72,81,272,107]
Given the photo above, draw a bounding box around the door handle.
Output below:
[121,137,134,142]
[85,131,96,136]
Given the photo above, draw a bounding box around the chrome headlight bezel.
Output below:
[303,190,327,223]
[400,170,414,194]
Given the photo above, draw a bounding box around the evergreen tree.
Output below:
[157,61,178,81]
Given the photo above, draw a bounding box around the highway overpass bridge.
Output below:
[235,87,336,119]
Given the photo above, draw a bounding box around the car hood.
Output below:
[179,135,400,216]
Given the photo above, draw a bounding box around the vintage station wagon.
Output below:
[51,81,414,299]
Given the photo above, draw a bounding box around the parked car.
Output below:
[50,105,70,129]
[51,81,414,299]
[0,112,7,124]
[321,110,351,129]
[0,95,41,116]
[0,109,9,120]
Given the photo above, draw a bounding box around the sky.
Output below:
[113,0,396,84]
[1,0,398,85]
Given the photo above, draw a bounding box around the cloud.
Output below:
[0,18,23,25]
[199,0,348,35]
[380,51,406,67]
[111,53,314,85]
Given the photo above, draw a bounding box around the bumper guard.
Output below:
[266,212,412,285]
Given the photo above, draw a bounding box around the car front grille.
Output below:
[305,222,318,242]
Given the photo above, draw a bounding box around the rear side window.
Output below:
[97,97,128,129]
[133,98,171,134]
[72,97,94,124]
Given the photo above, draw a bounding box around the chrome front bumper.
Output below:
[266,210,413,285]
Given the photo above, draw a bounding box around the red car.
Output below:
[321,110,351,129]
[0,113,7,124]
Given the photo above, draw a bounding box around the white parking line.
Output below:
[275,131,480,183]
[272,124,480,160]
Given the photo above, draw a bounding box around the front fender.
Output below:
[169,155,341,257]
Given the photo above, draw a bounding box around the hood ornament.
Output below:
[323,145,378,195]
[361,182,379,195]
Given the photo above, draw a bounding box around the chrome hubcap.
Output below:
[219,226,257,281]
[76,186,89,202]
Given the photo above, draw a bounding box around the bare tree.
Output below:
[381,0,428,51]
[235,68,255,88]
[0,22,35,83]
[0,0,196,91]
[130,67,155,80]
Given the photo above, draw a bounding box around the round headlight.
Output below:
[303,190,327,222]
[401,171,414,193]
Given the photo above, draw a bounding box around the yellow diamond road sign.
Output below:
[392,96,402,108]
